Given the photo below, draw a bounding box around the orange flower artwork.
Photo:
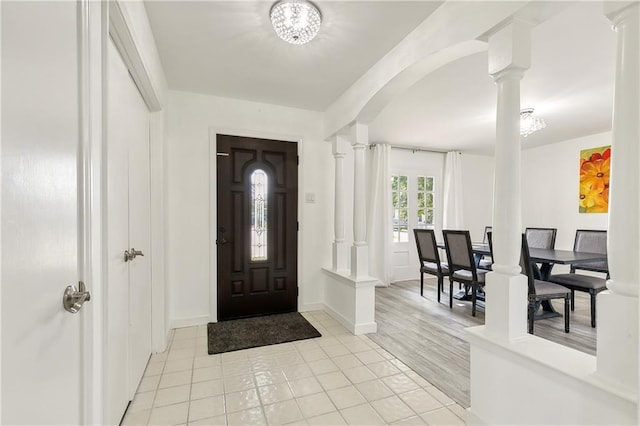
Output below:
[579,146,611,213]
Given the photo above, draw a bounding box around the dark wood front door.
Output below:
[216,134,298,321]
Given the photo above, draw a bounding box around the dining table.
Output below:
[437,242,608,319]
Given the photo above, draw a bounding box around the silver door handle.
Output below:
[63,281,91,313]
[124,248,144,262]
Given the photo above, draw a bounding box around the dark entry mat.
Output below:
[207,312,321,355]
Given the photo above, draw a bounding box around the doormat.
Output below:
[207,312,321,355]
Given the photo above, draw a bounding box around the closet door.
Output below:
[107,37,152,424]
[128,104,152,395]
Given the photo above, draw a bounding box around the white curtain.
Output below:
[367,144,392,287]
[443,151,465,230]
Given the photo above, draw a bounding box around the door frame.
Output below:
[208,128,303,323]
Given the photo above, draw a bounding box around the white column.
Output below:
[484,21,532,341]
[350,122,369,279]
[596,1,639,393]
[332,136,349,271]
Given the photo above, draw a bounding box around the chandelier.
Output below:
[520,108,546,137]
[270,0,322,45]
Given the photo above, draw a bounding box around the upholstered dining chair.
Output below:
[549,230,608,327]
[525,227,557,279]
[478,226,493,270]
[520,234,571,334]
[487,232,571,334]
[413,229,449,302]
[443,230,488,316]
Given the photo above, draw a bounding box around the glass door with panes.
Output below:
[391,173,436,281]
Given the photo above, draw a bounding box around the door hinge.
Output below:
[296,287,299,296]
[297,221,299,232]
[296,155,299,166]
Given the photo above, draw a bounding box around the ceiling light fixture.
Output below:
[520,108,546,137]
[270,0,322,45]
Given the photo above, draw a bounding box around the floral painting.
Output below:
[579,145,610,213]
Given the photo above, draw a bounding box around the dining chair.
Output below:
[525,227,557,279]
[548,230,608,327]
[413,229,449,302]
[487,232,570,333]
[478,226,493,270]
[520,234,571,334]
[443,230,488,316]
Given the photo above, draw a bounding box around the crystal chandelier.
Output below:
[520,108,546,137]
[270,0,322,45]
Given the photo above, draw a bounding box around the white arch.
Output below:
[323,1,529,139]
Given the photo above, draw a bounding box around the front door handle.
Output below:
[63,281,91,313]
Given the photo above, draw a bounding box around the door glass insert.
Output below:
[251,169,268,261]
[391,175,409,242]
[417,176,435,226]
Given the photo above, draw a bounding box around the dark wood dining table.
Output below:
[437,242,608,318]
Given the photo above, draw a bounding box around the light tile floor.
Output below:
[122,311,466,426]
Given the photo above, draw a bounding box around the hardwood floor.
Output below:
[366,277,597,408]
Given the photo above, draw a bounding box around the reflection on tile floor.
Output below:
[122,311,466,426]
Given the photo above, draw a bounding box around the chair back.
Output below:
[488,232,536,297]
[443,230,476,278]
[413,229,441,267]
[572,229,608,273]
[519,234,537,298]
[482,226,493,244]
[525,227,557,250]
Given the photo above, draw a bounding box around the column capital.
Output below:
[491,68,526,84]
[605,1,639,23]
[349,122,369,148]
[331,135,349,156]
[488,19,532,77]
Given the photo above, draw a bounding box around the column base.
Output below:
[484,271,528,342]
[350,244,369,279]
[595,290,639,394]
[332,241,349,271]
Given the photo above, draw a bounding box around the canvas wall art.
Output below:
[579,145,610,213]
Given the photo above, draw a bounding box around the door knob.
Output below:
[216,238,228,245]
[124,248,144,262]
[63,281,91,313]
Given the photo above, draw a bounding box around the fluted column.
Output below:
[350,122,369,279]
[332,136,349,271]
[484,20,532,341]
[596,1,639,393]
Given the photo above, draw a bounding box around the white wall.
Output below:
[460,153,494,242]
[522,132,610,250]
[166,90,332,327]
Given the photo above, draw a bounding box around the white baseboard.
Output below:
[464,407,485,425]
[299,303,324,312]
[170,315,210,329]
[322,304,355,333]
[354,322,377,335]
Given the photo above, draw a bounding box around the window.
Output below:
[391,175,409,242]
[391,174,436,243]
[250,169,268,261]
[417,176,435,226]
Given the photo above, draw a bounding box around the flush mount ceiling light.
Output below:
[270,0,322,45]
[520,108,547,137]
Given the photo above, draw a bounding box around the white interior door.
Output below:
[107,38,152,423]
[127,80,152,396]
[2,2,84,424]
